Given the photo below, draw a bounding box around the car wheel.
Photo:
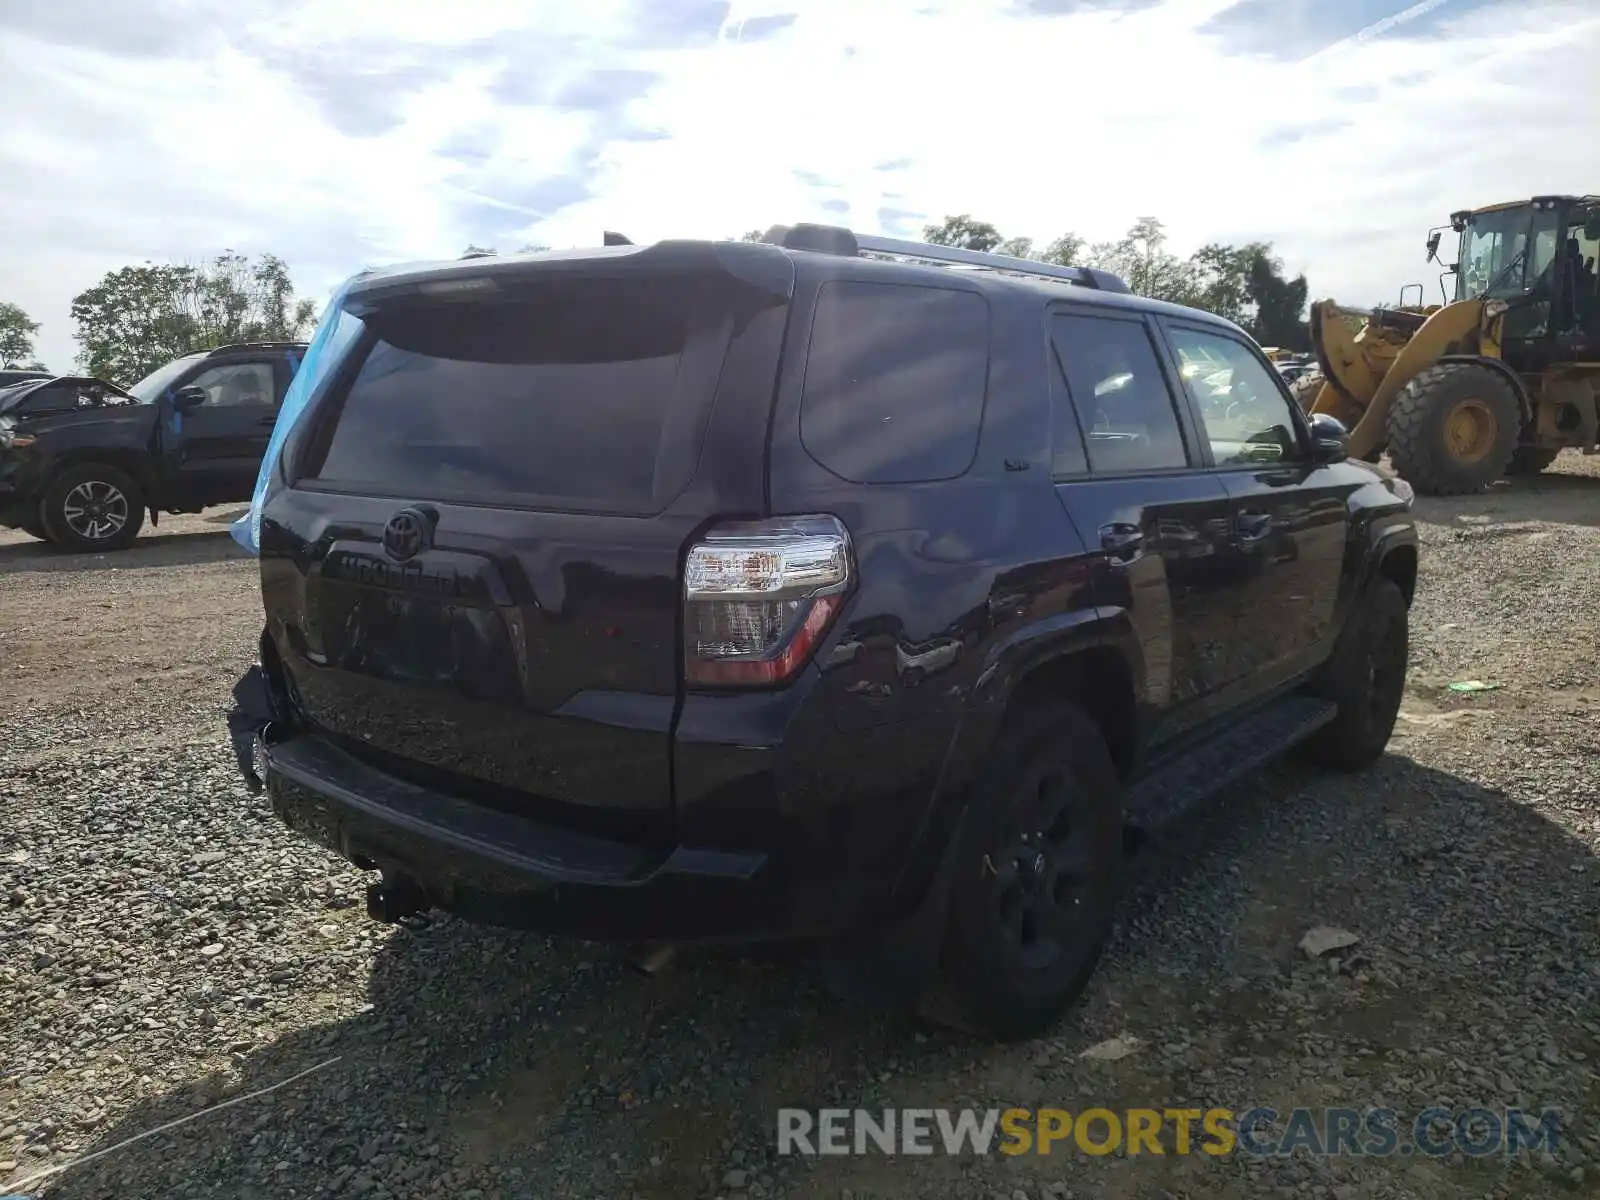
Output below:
[1298,577,1409,772]
[928,701,1123,1042]
[40,463,147,553]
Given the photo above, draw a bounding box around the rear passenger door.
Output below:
[1159,320,1355,695]
[1047,307,1245,746]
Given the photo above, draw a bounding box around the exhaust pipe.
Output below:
[627,943,678,976]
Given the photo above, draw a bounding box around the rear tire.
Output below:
[1386,363,1520,495]
[927,701,1123,1042]
[1298,578,1409,772]
[1505,445,1561,476]
[39,463,146,553]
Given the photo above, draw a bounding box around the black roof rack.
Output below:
[206,341,310,357]
[756,222,1130,294]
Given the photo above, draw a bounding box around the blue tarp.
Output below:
[229,259,437,555]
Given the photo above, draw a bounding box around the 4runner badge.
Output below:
[382,507,435,562]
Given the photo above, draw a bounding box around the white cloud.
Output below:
[0,0,1596,375]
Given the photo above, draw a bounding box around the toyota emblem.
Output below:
[382,507,434,561]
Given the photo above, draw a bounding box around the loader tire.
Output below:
[1505,446,1561,476]
[1385,363,1520,495]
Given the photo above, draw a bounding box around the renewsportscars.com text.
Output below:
[776,1106,1562,1158]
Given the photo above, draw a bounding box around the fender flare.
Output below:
[971,606,1146,713]
[1366,525,1419,586]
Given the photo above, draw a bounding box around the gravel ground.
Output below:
[2,465,1598,1200]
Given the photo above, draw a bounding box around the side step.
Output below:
[1122,695,1338,831]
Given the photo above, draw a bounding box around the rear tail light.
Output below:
[683,515,853,686]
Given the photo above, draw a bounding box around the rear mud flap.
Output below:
[226,664,275,793]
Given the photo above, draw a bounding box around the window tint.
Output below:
[1050,314,1188,472]
[192,362,275,408]
[1046,341,1089,477]
[308,276,700,510]
[1167,327,1301,466]
[800,281,989,484]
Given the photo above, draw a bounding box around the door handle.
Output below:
[1099,523,1145,559]
[1235,512,1273,544]
[257,416,277,427]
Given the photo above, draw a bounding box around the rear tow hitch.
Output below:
[366,877,433,931]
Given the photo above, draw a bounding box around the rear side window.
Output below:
[1050,313,1189,473]
[800,281,989,484]
[304,275,714,512]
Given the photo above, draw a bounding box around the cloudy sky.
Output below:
[1,0,1595,374]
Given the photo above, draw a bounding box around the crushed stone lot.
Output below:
[2,470,1599,1200]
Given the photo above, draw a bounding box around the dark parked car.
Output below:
[226,225,1418,1040]
[0,342,305,551]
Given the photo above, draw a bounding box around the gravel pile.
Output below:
[2,466,1599,1199]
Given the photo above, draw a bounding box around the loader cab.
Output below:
[1450,198,1600,365]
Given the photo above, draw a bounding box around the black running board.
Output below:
[1122,695,1338,831]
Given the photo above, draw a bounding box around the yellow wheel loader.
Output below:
[1295,195,1600,494]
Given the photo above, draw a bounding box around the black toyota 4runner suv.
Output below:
[227,224,1418,1040]
[0,342,304,552]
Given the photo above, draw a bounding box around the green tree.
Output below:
[1187,242,1259,325]
[1243,248,1310,349]
[1182,241,1309,345]
[850,211,1313,339]
[923,214,1003,252]
[1039,233,1085,267]
[0,302,44,369]
[1084,218,1201,305]
[71,253,317,385]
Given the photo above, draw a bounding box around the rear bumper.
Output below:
[228,664,935,943]
[262,733,797,940]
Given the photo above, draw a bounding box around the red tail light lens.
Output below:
[683,515,853,686]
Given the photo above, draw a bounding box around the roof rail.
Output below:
[207,341,310,357]
[758,222,1130,294]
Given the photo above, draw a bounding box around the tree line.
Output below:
[911,215,1310,350]
[0,254,319,385]
[0,215,1311,383]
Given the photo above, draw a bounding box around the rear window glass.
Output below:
[306,277,699,510]
[1050,314,1189,473]
[800,281,989,484]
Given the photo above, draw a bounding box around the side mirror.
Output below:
[1584,211,1600,242]
[1426,231,1442,263]
[1308,412,1349,463]
[172,385,207,413]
